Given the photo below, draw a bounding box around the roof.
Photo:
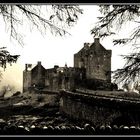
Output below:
[74,40,111,56]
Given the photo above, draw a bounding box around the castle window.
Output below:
[80,73,83,80]
[85,51,88,57]
[90,52,93,57]
[104,55,106,61]
[79,58,85,68]
[81,58,84,61]
[94,51,97,55]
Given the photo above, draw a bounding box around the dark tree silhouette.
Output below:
[91,5,140,84]
[0,5,83,46]
[0,47,19,70]
[0,4,83,73]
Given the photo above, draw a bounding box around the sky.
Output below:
[0,5,135,92]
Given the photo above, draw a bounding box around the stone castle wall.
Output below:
[60,90,140,126]
[31,62,46,88]
[74,38,112,82]
[23,70,31,93]
[23,38,113,92]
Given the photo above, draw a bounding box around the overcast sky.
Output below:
[0,5,135,92]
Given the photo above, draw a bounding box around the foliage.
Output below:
[112,53,140,84]
[91,5,140,84]
[0,5,83,46]
[0,47,19,71]
[0,4,82,74]
[91,5,140,43]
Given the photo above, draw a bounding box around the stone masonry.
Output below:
[23,38,114,92]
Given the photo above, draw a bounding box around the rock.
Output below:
[42,125,54,135]
[53,126,61,135]
[99,125,106,134]
[54,126,60,130]
[122,126,130,135]
[123,126,129,129]
[30,127,42,134]
[70,125,76,130]
[75,126,81,130]
[0,121,7,129]
[84,123,90,129]
[75,126,82,135]
[84,123,93,135]
[129,126,137,134]
[48,125,54,130]
[18,127,29,134]
[13,91,21,97]
[65,126,71,133]
[112,125,119,135]
[0,119,5,123]
[91,126,95,133]
[100,125,105,130]
[135,126,140,134]
[56,112,60,115]
[43,126,48,129]
[119,125,124,129]
[104,125,112,134]
[113,125,118,129]
[24,126,30,132]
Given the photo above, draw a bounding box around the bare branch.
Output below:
[91,5,140,42]
[112,52,140,84]
[0,5,83,47]
[92,5,140,85]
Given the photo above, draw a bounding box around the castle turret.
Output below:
[25,64,28,71]
[74,38,112,82]
[31,61,46,88]
[23,63,32,92]
[94,38,100,44]
[37,61,42,83]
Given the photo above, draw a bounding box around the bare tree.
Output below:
[0,4,83,73]
[91,5,140,84]
[112,53,140,84]
[0,5,83,46]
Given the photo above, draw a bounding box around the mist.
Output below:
[0,61,23,94]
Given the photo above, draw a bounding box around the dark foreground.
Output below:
[0,107,140,135]
[0,91,140,135]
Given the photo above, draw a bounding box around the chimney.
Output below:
[54,65,59,69]
[25,64,28,71]
[94,38,100,44]
[38,61,41,66]
[37,61,42,74]
[84,43,90,49]
[37,61,42,85]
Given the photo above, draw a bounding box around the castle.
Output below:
[23,38,115,92]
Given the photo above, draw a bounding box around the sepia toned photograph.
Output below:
[0,4,139,136]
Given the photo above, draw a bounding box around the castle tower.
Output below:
[23,64,32,92]
[74,38,112,82]
[31,61,46,88]
[37,61,42,85]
